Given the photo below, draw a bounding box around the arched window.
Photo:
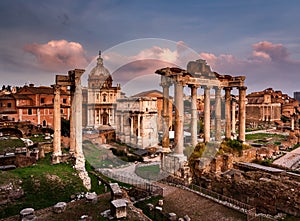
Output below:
[103,94,107,102]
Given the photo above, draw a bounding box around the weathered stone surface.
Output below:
[85,192,97,204]
[79,214,92,221]
[53,202,67,213]
[158,199,163,206]
[184,214,191,221]
[147,203,154,211]
[193,167,300,217]
[110,199,127,219]
[20,208,36,220]
[168,212,177,221]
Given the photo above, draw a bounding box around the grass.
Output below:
[135,164,161,180]
[0,154,87,219]
[245,133,287,141]
[82,140,127,169]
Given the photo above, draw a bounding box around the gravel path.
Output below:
[156,183,247,221]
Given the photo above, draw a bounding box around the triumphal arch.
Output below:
[156,59,246,161]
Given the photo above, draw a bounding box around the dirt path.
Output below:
[157,183,247,221]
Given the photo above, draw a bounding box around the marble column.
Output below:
[232,99,236,136]
[69,86,75,154]
[161,77,171,149]
[225,87,232,140]
[137,114,142,147]
[190,85,198,146]
[215,87,222,141]
[174,81,184,155]
[52,84,62,164]
[204,86,211,142]
[238,86,247,142]
[74,72,84,157]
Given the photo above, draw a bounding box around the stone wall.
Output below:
[193,168,300,217]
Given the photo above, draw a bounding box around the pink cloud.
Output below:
[24,40,89,72]
[252,41,289,62]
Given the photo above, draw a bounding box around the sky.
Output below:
[1,0,300,96]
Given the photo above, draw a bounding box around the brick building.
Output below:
[0,84,70,127]
[246,88,298,127]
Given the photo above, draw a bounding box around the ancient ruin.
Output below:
[156,59,247,163]
[52,69,91,190]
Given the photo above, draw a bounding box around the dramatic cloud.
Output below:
[24,40,89,72]
[252,41,289,62]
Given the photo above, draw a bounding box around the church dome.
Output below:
[89,51,111,78]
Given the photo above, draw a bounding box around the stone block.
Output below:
[147,203,154,211]
[184,214,191,221]
[155,206,162,212]
[53,202,67,213]
[168,212,177,221]
[85,192,97,204]
[20,208,36,221]
[110,199,127,219]
[158,199,164,206]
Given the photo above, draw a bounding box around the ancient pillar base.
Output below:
[74,154,91,190]
[51,153,62,164]
[137,137,142,148]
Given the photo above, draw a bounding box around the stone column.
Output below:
[225,87,232,140]
[291,115,295,130]
[203,86,211,142]
[69,86,75,155]
[190,85,198,146]
[72,69,91,190]
[238,86,247,142]
[232,99,236,136]
[161,77,171,149]
[174,81,184,155]
[214,87,222,142]
[74,73,83,157]
[52,84,62,164]
[137,114,142,147]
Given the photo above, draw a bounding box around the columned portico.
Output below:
[203,86,211,142]
[238,86,247,142]
[225,87,232,139]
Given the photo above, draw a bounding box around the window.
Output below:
[28,108,32,115]
[7,103,11,108]
[103,94,107,102]
[41,98,45,103]
[63,98,67,104]
[0,103,2,107]
[61,109,64,114]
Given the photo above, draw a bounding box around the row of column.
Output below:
[52,70,84,164]
[161,76,247,157]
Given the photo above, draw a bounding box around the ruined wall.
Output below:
[194,170,300,217]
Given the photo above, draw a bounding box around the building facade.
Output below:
[83,53,121,128]
[0,84,70,127]
[115,97,158,149]
[246,88,298,126]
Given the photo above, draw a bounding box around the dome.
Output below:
[89,52,111,78]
